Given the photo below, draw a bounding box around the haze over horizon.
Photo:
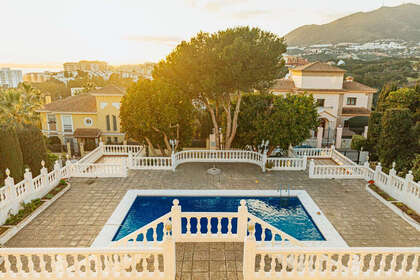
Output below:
[1,0,419,69]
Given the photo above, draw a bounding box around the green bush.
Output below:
[351,135,367,151]
[0,126,24,182]
[378,108,414,172]
[5,199,42,225]
[366,111,382,161]
[47,136,61,145]
[16,125,48,176]
[412,154,420,182]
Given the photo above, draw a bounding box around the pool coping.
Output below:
[92,189,347,247]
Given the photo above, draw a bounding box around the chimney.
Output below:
[45,96,52,104]
[345,76,354,82]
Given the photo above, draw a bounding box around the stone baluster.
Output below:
[243,222,256,280]
[171,199,181,240]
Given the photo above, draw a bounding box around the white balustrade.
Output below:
[267,157,307,171]
[72,163,127,178]
[78,146,103,164]
[174,150,264,168]
[331,149,357,166]
[310,165,365,179]
[113,199,302,246]
[132,157,173,170]
[293,148,332,158]
[0,247,173,280]
[103,144,143,156]
[244,246,420,280]
[247,214,302,246]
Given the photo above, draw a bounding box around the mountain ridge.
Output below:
[285,3,420,46]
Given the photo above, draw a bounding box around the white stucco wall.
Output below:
[292,74,344,89]
[313,94,340,117]
[342,93,370,108]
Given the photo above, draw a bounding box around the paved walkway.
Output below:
[176,242,243,280]
[5,163,420,248]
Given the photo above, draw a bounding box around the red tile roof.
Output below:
[293,62,346,73]
[39,94,97,113]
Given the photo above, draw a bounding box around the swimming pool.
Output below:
[113,196,324,241]
[94,190,347,247]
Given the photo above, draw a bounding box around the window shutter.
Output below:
[113,115,117,131]
[106,115,110,130]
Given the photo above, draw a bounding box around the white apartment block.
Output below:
[0,68,23,88]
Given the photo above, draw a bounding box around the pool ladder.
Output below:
[278,184,291,197]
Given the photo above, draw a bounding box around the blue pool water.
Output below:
[112,196,324,241]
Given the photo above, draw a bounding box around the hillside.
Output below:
[285,3,420,46]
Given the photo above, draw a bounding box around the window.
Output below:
[106,137,112,144]
[316,99,325,107]
[62,115,73,132]
[112,115,117,131]
[106,115,110,130]
[47,114,56,131]
[347,97,357,105]
[114,137,118,143]
[84,117,93,127]
[344,120,349,127]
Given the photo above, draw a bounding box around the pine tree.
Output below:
[378,108,414,172]
[0,126,24,183]
[16,125,49,177]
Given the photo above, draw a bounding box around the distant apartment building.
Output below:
[37,85,126,153]
[0,68,23,88]
[284,56,309,68]
[63,61,108,72]
[23,72,49,83]
[63,62,79,72]
[271,62,376,145]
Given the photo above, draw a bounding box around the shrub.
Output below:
[378,108,414,171]
[366,111,382,161]
[47,136,61,145]
[16,125,48,176]
[412,154,420,182]
[351,135,367,151]
[0,126,24,182]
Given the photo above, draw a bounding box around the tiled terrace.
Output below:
[6,162,419,248]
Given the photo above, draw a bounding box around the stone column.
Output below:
[66,141,71,157]
[336,126,343,149]
[237,200,248,240]
[163,222,176,279]
[80,142,85,157]
[4,169,18,214]
[374,162,382,183]
[363,126,369,138]
[243,222,256,280]
[40,160,48,190]
[316,127,323,148]
[171,199,181,241]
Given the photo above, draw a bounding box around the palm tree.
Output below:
[0,83,43,127]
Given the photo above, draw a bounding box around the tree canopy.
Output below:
[233,93,318,153]
[120,79,194,156]
[0,84,43,127]
[154,26,287,149]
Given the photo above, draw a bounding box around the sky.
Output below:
[1,0,419,68]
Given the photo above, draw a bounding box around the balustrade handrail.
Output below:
[248,213,303,246]
[114,212,172,246]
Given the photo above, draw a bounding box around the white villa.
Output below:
[271,62,376,146]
